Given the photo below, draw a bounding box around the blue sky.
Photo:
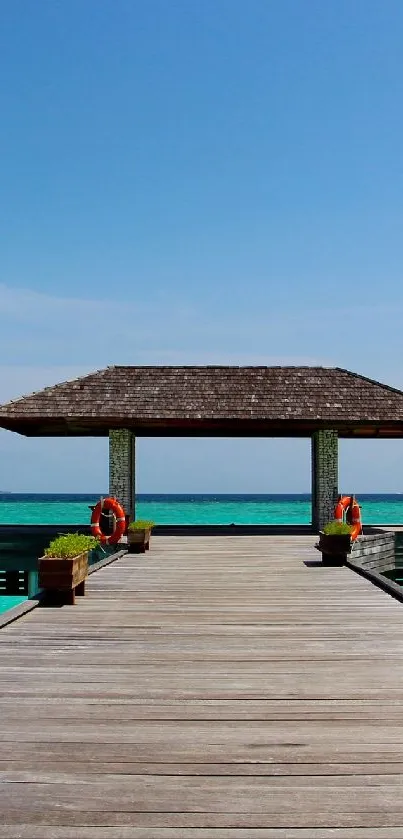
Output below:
[1,0,403,492]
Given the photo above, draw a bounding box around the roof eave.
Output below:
[3,416,403,439]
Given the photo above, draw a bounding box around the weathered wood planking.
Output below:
[1,535,403,837]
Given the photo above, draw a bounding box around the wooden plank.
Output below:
[3,760,403,777]
[2,828,403,839]
[2,808,403,828]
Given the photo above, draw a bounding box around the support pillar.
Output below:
[109,430,136,521]
[311,430,338,532]
[28,571,39,598]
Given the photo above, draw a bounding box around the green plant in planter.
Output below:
[127,520,155,532]
[127,520,155,553]
[44,533,99,558]
[40,533,99,605]
[323,520,353,536]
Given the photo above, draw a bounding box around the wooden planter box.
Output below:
[38,551,89,604]
[127,528,151,553]
[317,532,352,565]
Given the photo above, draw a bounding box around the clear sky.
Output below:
[1,0,403,493]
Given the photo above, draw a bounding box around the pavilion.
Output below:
[1,365,403,530]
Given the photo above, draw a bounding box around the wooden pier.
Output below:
[2,535,403,837]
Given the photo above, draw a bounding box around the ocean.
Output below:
[0,493,403,525]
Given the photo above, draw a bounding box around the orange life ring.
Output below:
[334,495,351,521]
[91,497,126,545]
[347,496,362,541]
[333,495,362,540]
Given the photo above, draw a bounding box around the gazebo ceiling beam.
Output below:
[2,420,403,439]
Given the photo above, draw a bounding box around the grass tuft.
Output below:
[127,520,155,532]
[44,533,99,558]
[323,520,353,536]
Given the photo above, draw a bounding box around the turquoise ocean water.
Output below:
[1,493,403,525]
[0,595,27,613]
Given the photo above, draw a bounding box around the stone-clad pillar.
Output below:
[311,430,338,532]
[109,430,135,521]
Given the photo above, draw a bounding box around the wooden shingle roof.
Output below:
[1,365,403,437]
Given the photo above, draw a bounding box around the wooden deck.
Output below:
[2,535,403,837]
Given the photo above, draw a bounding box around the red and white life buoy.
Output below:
[346,496,362,541]
[91,497,126,545]
[334,494,362,541]
[334,495,351,522]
